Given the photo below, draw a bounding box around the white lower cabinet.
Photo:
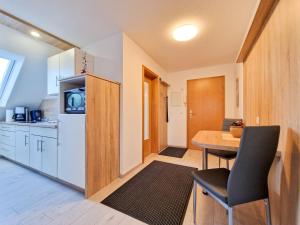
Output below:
[0,125,16,160]
[29,134,42,171]
[58,114,85,188]
[29,128,58,177]
[41,137,57,177]
[16,130,30,166]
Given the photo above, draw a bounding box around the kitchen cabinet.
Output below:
[58,114,85,188]
[15,130,30,166]
[41,137,57,177]
[30,127,58,177]
[0,124,15,160]
[47,48,94,95]
[29,134,42,171]
[47,54,60,95]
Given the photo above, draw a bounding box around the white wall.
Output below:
[83,33,123,82]
[0,24,61,119]
[121,33,167,175]
[166,63,242,147]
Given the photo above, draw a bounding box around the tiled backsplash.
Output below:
[39,97,59,121]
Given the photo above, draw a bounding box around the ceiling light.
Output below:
[30,31,40,38]
[172,25,198,42]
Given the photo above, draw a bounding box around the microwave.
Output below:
[64,87,85,114]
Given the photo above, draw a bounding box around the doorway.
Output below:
[142,66,159,160]
[187,76,225,150]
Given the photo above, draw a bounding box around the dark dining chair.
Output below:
[192,126,280,225]
[207,118,240,169]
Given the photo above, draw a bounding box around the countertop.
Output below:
[0,121,58,128]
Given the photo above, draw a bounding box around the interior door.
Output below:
[143,77,152,158]
[187,76,225,149]
[159,82,168,151]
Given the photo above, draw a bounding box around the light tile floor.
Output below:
[0,150,266,225]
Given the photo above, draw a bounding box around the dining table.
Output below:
[192,130,240,170]
[192,130,281,170]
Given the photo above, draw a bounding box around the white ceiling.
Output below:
[0,0,259,72]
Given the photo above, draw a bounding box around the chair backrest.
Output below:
[222,118,241,131]
[227,126,280,207]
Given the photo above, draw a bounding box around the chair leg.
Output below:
[218,157,221,168]
[193,181,197,225]
[264,198,272,225]
[228,207,234,225]
[226,160,229,169]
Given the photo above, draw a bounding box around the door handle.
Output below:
[189,110,195,119]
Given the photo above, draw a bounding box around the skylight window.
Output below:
[0,56,15,98]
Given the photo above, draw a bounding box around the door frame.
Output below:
[186,75,225,149]
[142,65,159,162]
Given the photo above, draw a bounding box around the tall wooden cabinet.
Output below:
[86,75,120,197]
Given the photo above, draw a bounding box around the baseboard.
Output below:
[120,163,143,178]
[167,145,187,149]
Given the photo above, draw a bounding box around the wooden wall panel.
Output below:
[86,75,120,197]
[243,0,300,224]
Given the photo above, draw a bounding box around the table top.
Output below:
[192,130,240,152]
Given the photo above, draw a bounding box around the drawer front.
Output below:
[16,125,30,132]
[0,130,16,146]
[0,144,15,160]
[30,127,57,139]
[0,124,16,132]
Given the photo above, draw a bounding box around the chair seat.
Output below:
[192,168,230,203]
[207,148,237,160]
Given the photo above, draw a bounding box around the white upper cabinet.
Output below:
[47,54,60,95]
[59,48,78,80]
[47,48,94,95]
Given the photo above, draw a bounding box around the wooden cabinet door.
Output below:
[30,135,42,171]
[47,54,60,95]
[41,137,58,177]
[15,131,30,166]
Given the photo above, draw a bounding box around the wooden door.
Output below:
[159,82,168,151]
[187,76,225,149]
[143,77,152,158]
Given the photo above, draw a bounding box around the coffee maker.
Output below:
[13,107,29,122]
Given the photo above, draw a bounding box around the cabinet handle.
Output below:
[24,135,27,146]
[40,140,44,152]
[56,76,58,87]
[37,140,40,152]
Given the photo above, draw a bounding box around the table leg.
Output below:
[202,148,208,170]
[202,148,208,195]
